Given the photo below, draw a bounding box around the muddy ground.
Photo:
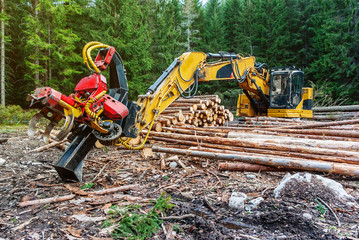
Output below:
[0,127,358,240]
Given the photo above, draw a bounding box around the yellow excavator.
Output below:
[27,42,313,181]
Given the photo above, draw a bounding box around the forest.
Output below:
[0,0,358,108]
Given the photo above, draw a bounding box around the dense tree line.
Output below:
[1,0,358,107]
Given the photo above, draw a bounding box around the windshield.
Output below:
[270,72,290,108]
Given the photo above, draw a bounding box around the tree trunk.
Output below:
[0,0,5,106]
[152,146,359,177]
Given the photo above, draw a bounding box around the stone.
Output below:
[169,162,178,168]
[273,172,355,202]
[228,192,247,209]
[245,174,256,179]
[245,197,264,211]
[0,158,6,166]
[302,213,313,220]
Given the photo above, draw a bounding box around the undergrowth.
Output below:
[102,193,174,240]
[0,105,38,125]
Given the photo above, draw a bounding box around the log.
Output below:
[313,105,359,112]
[263,128,359,139]
[161,127,227,138]
[218,162,289,172]
[313,114,358,121]
[92,184,139,195]
[275,118,359,130]
[244,116,306,123]
[145,131,359,159]
[19,194,75,207]
[28,139,67,153]
[148,136,359,164]
[227,131,359,151]
[253,130,359,142]
[155,122,163,132]
[162,109,193,114]
[128,136,142,145]
[152,146,359,177]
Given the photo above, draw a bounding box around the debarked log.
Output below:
[264,128,359,139]
[313,105,359,112]
[19,194,75,207]
[152,146,359,177]
[147,135,359,165]
[145,131,359,159]
[276,118,359,130]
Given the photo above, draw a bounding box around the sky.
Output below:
[201,0,209,5]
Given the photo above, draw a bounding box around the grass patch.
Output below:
[81,182,94,189]
[103,193,174,240]
[0,105,38,125]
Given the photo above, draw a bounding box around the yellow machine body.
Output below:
[236,68,313,118]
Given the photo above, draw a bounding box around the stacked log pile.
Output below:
[154,95,234,132]
[313,105,359,121]
[149,115,359,177]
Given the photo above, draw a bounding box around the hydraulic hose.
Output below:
[82,41,102,71]
[86,43,110,73]
[84,90,106,121]
[115,98,163,150]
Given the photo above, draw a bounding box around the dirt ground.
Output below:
[0,127,358,240]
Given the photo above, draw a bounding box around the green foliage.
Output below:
[2,0,359,107]
[81,182,94,189]
[315,198,328,215]
[0,105,38,125]
[309,80,351,107]
[103,193,174,240]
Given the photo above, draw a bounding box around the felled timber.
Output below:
[148,134,359,165]
[275,118,359,130]
[313,105,359,112]
[146,131,359,159]
[152,146,359,177]
[218,162,291,172]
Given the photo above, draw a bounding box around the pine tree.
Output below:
[182,0,204,51]
[89,0,153,99]
[149,0,185,78]
[203,0,224,52]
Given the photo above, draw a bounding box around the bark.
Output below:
[264,128,359,139]
[19,194,75,207]
[313,105,359,112]
[145,131,359,159]
[28,139,67,153]
[148,135,359,164]
[152,146,359,177]
[313,114,358,121]
[218,162,288,172]
[92,184,139,195]
[275,118,359,130]
[0,0,4,106]
[162,126,227,137]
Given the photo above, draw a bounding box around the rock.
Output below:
[245,197,264,211]
[228,192,247,209]
[169,162,178,168]
[0,158,6,166]
[245,174,256,179]
[273,172,356,205]
[302,212,313,220]
[167,155,179,161]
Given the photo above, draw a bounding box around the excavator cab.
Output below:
[267,68,313,118]
[236,67,313,118]
[269,68,303,109]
